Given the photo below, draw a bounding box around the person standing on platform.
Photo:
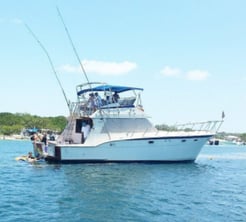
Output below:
[81,122,91,144]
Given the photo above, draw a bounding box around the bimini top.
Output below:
[77,84,143,96]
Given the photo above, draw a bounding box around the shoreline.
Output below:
[0,135,29,141]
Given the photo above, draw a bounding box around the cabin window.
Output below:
[75,119,83,133]
[75,119,93,133]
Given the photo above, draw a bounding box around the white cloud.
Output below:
[160,65,210,81]
[60,60,137,75]
[186,70,209,81]
[160,66,181,77]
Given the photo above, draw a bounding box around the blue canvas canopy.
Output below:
[77,85,143,96]
[27,128,39,133]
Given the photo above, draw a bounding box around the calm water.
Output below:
[0,140,245,222]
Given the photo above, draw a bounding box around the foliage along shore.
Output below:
[0,112,67,136]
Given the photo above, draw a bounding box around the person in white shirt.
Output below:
[94,92,102,108]
[87,93,95,112]
[81,122,91,143]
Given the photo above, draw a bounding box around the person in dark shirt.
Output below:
[41,133,47,145]
[113,92,120,103]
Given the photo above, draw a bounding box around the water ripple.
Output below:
[1,141,246,221]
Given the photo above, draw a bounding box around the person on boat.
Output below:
[81,122,91,144]
[30,133,39,141]
[94,92,102,108]
[104,91,112,104]
[41,133,48,152]
[49,133,56,141]
[87,93,96,112]
[105,95,111,104]
[112,92,120,103]
[41,133,47,145]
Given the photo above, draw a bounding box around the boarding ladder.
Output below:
[60,102,79,143]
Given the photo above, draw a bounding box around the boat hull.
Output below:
[45,135,211,163]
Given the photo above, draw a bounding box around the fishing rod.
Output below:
[24,23,71,114]
[56,6,91,86]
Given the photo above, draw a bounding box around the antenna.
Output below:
[24,23,71,114]
[56,6,91,86]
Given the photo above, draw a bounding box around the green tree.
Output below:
[0,112,67,135]
[239,133,246,142]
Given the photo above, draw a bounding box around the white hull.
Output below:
[45,135,211,163]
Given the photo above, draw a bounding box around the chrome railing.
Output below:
[173,120,224,133]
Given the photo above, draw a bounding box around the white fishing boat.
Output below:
[33,82,223,163]
[29,9,223,163]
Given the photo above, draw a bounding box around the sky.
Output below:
[0,0,246,133]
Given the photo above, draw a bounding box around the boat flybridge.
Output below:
[33,82,223,163]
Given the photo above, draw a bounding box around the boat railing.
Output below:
[75,97,139,117]
[118,97,136,106]
[172,120,224,134]
[75,83,143,117]
[155,120,224,136]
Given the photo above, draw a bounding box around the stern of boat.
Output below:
[44,142,61,163]
[32,141,48,159]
